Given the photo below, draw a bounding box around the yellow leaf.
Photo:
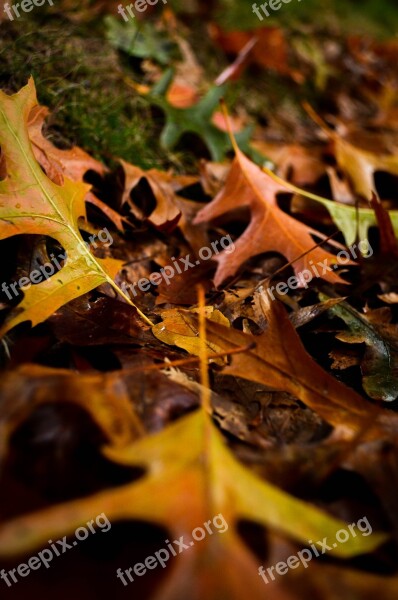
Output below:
[0,79,152,334]
[152,307,230,364]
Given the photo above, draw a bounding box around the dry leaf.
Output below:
[0,79,151,333]
[194,132,347,287]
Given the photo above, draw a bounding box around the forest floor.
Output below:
[0,1,398,599]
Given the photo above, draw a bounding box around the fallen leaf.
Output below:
[48,295,151,346]
[264,166,398,248]
[252,141,326,187]
[0,363,144,466]
[209,24,292,78]
[194,127,347,287]
[0,411,386,588]
[183,292,386,439]
[369,192,398,257]
[27,105,106,185]
[305,104,398,200]
[121,160,190,232]
[28,104,126,232]
[144,71,253,161]
[321,294,398,402]
[0,79,152,333]
[152,307,230,364]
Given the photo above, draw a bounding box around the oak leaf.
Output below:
[183,292,391,440]
[271,167,398,248]
[27,103,126,232]
[0,79,151,334]
[27,104,106,185]
[306,105,398,200]
[0,363,144,466]
[300,105,398,244]
[194,136,347,287]
[120,160,196,232]
[152,307,230,364]
[144,70,253,161]
[0,409,386,600]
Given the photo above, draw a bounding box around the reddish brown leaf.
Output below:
[121,160,197,232]
[194,137,348,287]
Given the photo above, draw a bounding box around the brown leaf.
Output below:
[155,260,214,305]
[369,192,398,257]
[0,364,144,465]
[28,105,106,184]
[48,296,152,346]
[27,105,126,232]
[252,142,326,187]
[121,160,196,232]
[209,24,293,78]
[305,104,398,200]
[183,293,386,439]
[173,196,210,255]
[194,139,347,287]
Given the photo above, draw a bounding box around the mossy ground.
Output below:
[0,16,174,170]
[0,0,396,173]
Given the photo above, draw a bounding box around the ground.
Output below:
[0,1,398,599]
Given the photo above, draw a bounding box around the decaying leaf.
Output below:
[0,364,144,466]
[120,159,196,232]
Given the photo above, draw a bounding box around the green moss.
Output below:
[0,17,180,170]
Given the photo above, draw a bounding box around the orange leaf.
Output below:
[194,132,348,287]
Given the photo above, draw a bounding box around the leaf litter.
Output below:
[1,2,398,599]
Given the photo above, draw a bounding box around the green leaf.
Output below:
[104,15,179,65]
[309,194,398,248]
[147,72,254,161]
[264,166,398,246]
[321,294,398,402]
